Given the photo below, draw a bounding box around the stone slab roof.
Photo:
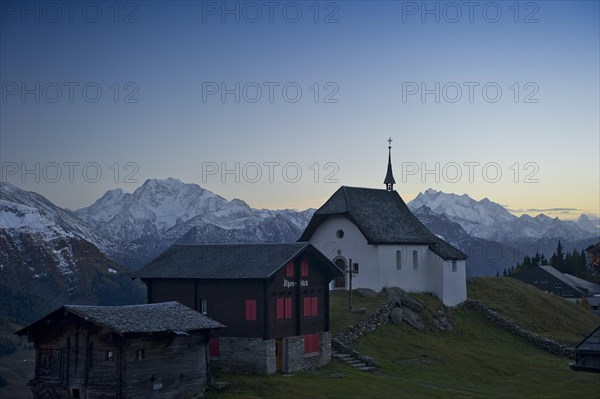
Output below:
[134,242,342,280]
[299,186,467,260]
[17,301,224,336]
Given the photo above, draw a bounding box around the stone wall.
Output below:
[211,337,276,374]
[334,303,395,344]
[463,300,575,357]
[211,334,332,375]
[283,332,332,373]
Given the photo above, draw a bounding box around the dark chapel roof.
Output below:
[298,186,467,261]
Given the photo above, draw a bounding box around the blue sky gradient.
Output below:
[1,1,598,220]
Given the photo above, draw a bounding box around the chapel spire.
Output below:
[384,137,396,192]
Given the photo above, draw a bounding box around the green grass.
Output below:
[208,279,600,399]
[328,290,389,335]
[468,277,600,346]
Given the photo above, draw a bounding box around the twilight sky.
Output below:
[1,1,598,221]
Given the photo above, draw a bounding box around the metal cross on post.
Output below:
[347,258,358,311]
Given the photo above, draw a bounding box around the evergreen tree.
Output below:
[496,271,500,277]
[570,249,583,275]
[556,240,564,265]
[503,268,507,276]
[551,240,565,270]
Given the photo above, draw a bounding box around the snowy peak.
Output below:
[577,214,600,235]
[409,189,515,229]
[408,189,596,243]
[71,178,315,265]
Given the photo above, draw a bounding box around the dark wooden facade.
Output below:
[17,302,222,399]
[144,249,333,340]
[136,243,342,374]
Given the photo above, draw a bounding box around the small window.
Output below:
[336,229,344,239]
[301,258,309,277]
[71,388,81,399]
[413,250,419,270]
[452,260,457,272]
[136,350,145,360]
[245,299,257,321]
[304,333,320,354]
[396,250,402,270]
[105,350,114,361]
[286,262,294,277]
[208,338,220,357]
[352,262,359,274]
[200,299,208,315]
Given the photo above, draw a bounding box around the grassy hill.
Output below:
[468,276,599,346]
[207,278,600,399]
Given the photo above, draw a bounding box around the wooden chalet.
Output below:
[134,242,343,374]
[510,266,600,302]
[571,325,600,373]
[16,301,223,399]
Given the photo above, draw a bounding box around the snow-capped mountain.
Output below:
[0,182,115,248]
[411,205,520,276]
[576,214,600,235]
[408,189,596,243]
[0,183,145,323]
[74,178,314,266]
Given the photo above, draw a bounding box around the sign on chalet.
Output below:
[134,242,343,374]
[16,302,223,399]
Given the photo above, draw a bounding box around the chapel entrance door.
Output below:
[334,259,346,288]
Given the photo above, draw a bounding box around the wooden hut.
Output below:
[16,301,223,398]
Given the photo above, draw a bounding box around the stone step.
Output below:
[346,360,364,365]
[333,354,352,359]
[358,366,376,371]
[332,350,377,373]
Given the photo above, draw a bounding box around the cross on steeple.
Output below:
[384,137,396,192]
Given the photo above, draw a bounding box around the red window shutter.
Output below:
[245,299,256,321]
[311,297,318,316]
[285,298,292,319]
[311,333,320,352]
[304,334,311,354]
[208,338,220,357]
[303,297,310,317]
[301,258,309,277]
[286,262,294,277]
[276,298,284,319]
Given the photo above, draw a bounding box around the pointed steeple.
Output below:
[384,137,396,192]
